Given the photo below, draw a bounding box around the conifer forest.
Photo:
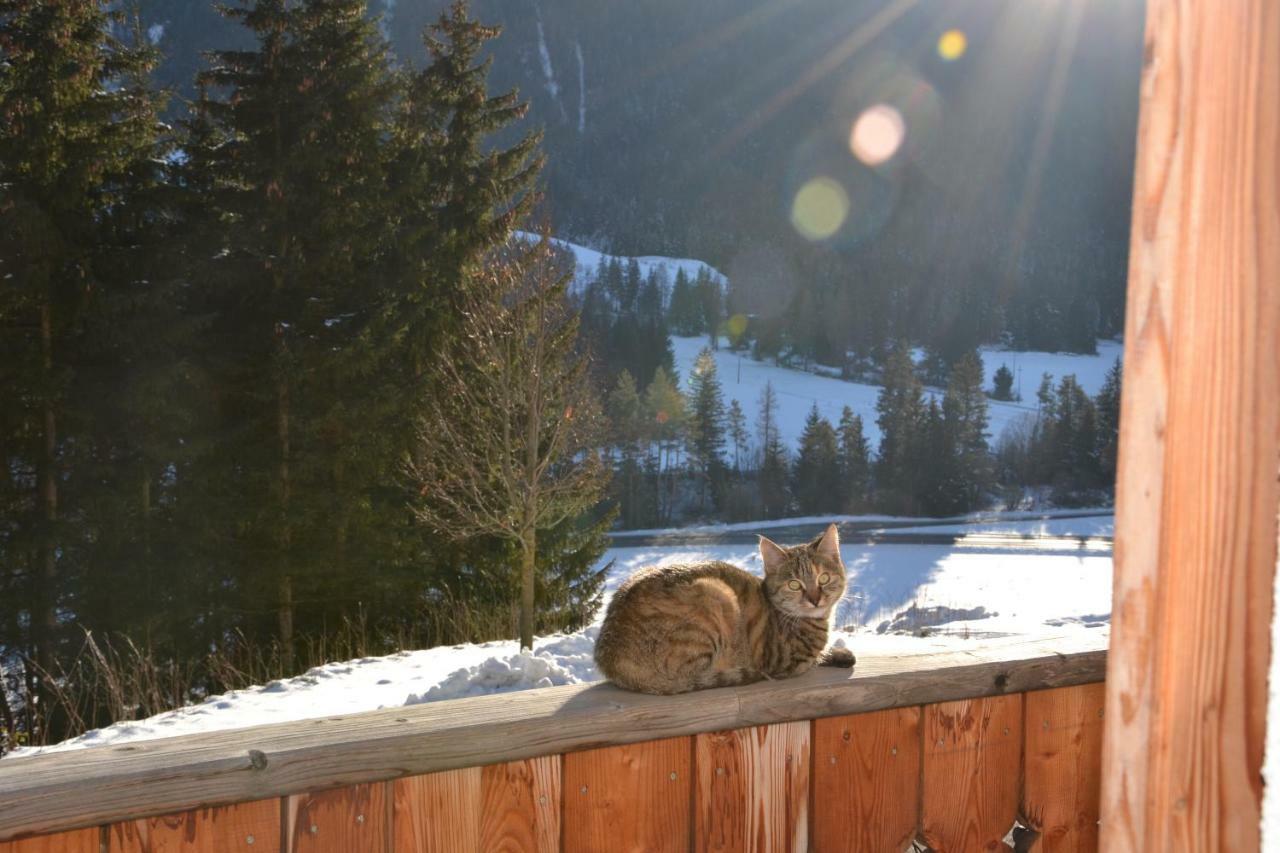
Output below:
[0,0,1139,748]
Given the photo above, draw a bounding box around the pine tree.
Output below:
[727,400,749,473]
[606,371,644,527]
[757,382,789,518]
[875,341,926,512]
[668,267,702,335]
[1095,358,1122,482]
[643,366,686,523]
[193,0,400,662]
[940,351,992,512]
[992,364,1015,401]
[792,406,841,514]
[697,268,722,350]
[0,1,168,675]
[687,349,727,508]
[837,407,872,512]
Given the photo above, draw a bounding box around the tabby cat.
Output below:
[595,523,854,694]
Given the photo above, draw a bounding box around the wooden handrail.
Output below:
[0,633,1105,842]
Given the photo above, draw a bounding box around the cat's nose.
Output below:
[805,590,822,606]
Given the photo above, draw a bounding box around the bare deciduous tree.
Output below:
[406,234,607,650]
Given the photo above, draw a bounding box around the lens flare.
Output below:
[850,104,905,166]
[726,313,749,339]
[938,29,967,61]
[790,177,849,241]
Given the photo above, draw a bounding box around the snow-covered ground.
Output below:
[8,514,1112,758]
[516,231,727,296]
[671,335,1124,451]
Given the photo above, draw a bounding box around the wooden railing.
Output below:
[0,634,1106,853]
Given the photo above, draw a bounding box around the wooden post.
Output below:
[1100,0,1280,849]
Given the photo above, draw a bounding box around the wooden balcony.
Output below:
[0,634,1105,852]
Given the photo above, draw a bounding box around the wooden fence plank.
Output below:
[694,721,809,853]
[0,636,1105,842]
[394,758,560,853]
[1101,0,1280,850]
[563,736,691,853]
[393,768,481,853]
[922,695,1022,852]
[479,757,561,853]
[285,783,386,853]
[1023,684,1104,852]
[0,829,99,853]
[812,707,921,853]
[109,800,279,853]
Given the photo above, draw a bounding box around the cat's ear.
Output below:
[758,535,787,576]
[811,523,841,565]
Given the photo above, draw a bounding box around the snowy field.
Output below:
[516,231,727,295]
[8,513,1112,758]
[671,336,1125,451]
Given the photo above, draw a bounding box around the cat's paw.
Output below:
[820,648,856,668]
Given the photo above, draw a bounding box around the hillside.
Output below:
[135,0,1146,353]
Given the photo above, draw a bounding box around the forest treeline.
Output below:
[573,252,1123,528]
[0,0,612,748]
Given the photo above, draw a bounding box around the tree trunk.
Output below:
[35,301,57,677]
[276,377,294,671]
[519,534,536,652]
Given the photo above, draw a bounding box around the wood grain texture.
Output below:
[394,768,481,853]
[812,707,921,853]
[694,721,809,853]
[1023,684,1104,853]
[0,635,1104,842]
[285,783,386,853]
[563,736,691,853]
[0,829,99,853]
[921,695,1022,852]
[1100,0,1280,850]
[479,757,561,853]
[109,800,279,853]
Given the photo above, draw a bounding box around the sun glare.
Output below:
[791,177,849,241]
[937,29,967,61]
[850,104,905,166]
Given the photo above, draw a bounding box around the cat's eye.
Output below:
[818,573,830,585]
[787,580,802,591]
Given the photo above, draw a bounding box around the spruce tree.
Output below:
[792,405,841,515]
[697,268,722,350]
[1095,358,1122,482]
[193,0,399,662]
[992,364,1015,401]
[727,399,749,473]
[668,268,702,335]
[687,349,727,508]
[875,341,926,513]
[0,0,167,675]
[837,407,872,512]
[757,382,789,518]
[940,351,992,512]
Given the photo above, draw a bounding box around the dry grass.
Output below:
[0,590,529,754]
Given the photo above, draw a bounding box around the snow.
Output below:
[147,23,165,45]
[514,233,727,299]
[6,515,1112,759]
[671,336,1123,452]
